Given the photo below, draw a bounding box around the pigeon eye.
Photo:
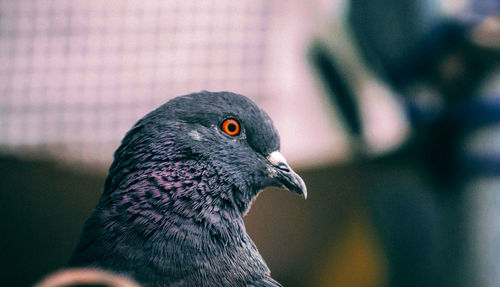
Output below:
[221,118,240,136]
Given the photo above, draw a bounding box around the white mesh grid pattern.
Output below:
[0,0,273,164]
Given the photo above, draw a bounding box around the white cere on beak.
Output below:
[267,151,288,167]
[266,150,308,199]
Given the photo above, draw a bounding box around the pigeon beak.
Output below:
[267,151,307,199]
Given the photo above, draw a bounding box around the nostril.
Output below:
[276,163,290,172]
[266,151,292,172]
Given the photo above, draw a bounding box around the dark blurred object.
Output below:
[310,0,500,286]
[310,44,363,140]
[349,0,441,90]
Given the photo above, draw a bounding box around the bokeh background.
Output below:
[1,0,499,286]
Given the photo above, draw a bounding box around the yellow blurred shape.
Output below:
[316,212,387,287]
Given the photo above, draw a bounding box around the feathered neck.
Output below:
[102,158,248,244]
[69,162,272,286]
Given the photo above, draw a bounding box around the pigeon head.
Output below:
[70,91,306,286]
[106,91,306,217]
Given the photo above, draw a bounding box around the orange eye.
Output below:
[221,118,240,136]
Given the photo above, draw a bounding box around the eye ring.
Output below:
[221,118,241,136]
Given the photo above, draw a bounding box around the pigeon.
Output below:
[68,91,307,287]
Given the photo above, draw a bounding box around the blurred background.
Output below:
[1,0,499,286]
